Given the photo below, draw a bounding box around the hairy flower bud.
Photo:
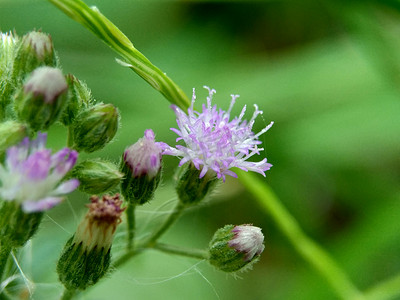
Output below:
[0,120,27,154]
[175,163,219,205]
[57,194,124,290]
[12,31,56,82]
[0,201,43,247]
[61,74,93,126]
[71,103,119,153]
[72,159,123,194]
[208,224,265,273]
[15,66,68,131]
[0,32,19,120]
[120,129,163,205]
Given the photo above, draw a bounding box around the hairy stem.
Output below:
[125,203,136,251]
[144,201,186,247]
[153,243,208,260]
[60,288,76,300]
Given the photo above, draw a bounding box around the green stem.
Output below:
[144,201,186,247]
[60,288,76,300]
[238,171,364,300]
[0,240,12,280]
[364,273,400,300]
[47,0,190,110]
[125,203,136,251]
[153,243,208,260]
[67,126,74,148]
[113,248,143,269]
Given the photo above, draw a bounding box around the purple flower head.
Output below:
[0,133,79,213]
[228,225,265,262]
[124,129,163,179]
[163,86,273,181]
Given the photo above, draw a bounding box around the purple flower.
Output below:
[163,86,273,181]
[0,133,79,212]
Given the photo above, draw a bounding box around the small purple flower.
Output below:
[0,133,79,213]
[124,129,163,179]
[228,225,265,262]
[163,86,273,181]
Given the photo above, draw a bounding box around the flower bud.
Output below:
[0,201,43,248]
[0,120,27,155]
[61,74,93,126]
[72,159,123,194]
[0,32,19,120]
[57,194,124,290]
[208,224,265,273]
[71,103,119,153]
[12,31,56,82]
[14,66,68,131]
[175,163,219,205]
[120,129,163,205]
[0,31,18,79]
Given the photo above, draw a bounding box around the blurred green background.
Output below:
[1,0,400,299]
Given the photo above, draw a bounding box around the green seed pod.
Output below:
[12,31,56,82]
[14,66,68,131]
[71,103,119,153]
[72,159,123,194]
[0,120,27,155]
[120,129,163,205]
[176,163,219,205]
[208,224,265,273]
[57,194,124,290]
[61,74,94,126]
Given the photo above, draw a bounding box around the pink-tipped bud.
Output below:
[208,224,265,273]
[120,129,163,205]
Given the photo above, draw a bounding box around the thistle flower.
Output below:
[163,86,273,181]
[0,133,79,213]
[121,129,163,205]
[208,224,265,273]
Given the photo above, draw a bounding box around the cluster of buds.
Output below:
[57,194,124,290]
[0,27,272,293]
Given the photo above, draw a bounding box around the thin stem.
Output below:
[143,201,186,247]
[0,240,12,280]
[153,243,208,260]
[364,273,400,300]
[60,288,76,300]
[112,248,143,269]
[238,171,365,300]
[125,203,136,251]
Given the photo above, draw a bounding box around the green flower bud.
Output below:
[61,74,94,126]
[176,163,219,205]
[14,66,68,131]
[12,31,56,82]
[209,224,265,273]
[0,32,19,120]
[71,103,119,153]
[121,129,163,205]
[57,194,124,290]
[0,32,18,80]
[0,121,27,155]
[72,159,123,194]
[0,201,43,247]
